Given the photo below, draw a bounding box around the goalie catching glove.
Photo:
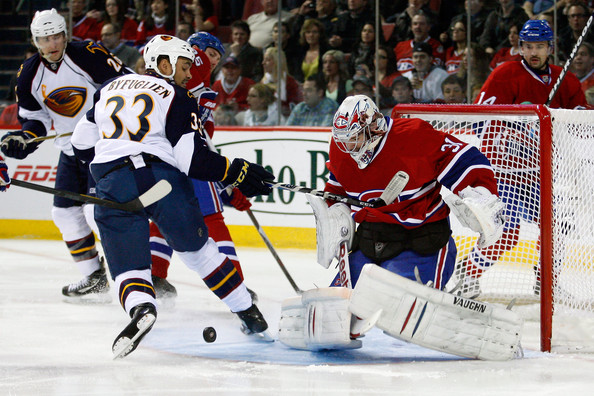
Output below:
[0,130,41,160]
[444,186,506,248]
[222,158,274,198]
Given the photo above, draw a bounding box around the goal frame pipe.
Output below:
[391,104,554,352]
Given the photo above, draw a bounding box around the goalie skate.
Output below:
[62,258,111,304]
[112,303,157,359]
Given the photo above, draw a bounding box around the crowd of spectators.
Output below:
[2,0,594,129]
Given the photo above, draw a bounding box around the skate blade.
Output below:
[112,313,156,360]
[62,292,113,305]
[250,330,275,342]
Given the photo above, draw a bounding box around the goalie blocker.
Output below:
[279,264,523,361]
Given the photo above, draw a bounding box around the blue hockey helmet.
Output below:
[187,31,225,57]
[519,19,553,45]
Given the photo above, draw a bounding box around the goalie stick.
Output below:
[337,171,410,289]
[11,179,172,212]
[246,208,303,294]
[546,10,594,106]
[267,171,409,209]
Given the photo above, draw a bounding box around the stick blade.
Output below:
[137,179,172,208]
[378,171,409,206]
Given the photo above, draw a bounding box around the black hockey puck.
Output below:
[203,326,217,343]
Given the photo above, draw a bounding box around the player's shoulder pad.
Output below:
[67,40,129,79]
[172,85,200,111]
[17,53,42,85]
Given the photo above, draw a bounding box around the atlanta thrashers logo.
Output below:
[42,86,87,117]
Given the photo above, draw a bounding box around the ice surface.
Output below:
[1,239,594,395]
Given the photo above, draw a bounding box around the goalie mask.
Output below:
[332,95,388,169]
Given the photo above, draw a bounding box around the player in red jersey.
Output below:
[463,20,588,296]
[0,155,9,192]
[475,20,586,108]
[319,95,504,289]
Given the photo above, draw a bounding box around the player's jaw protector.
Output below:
[332,95,388,169]
[30,8,67,64]
[143,35,196,80]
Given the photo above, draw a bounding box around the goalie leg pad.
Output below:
[278,287,362,351]
[349,264,523,361]
[307,195,355,268]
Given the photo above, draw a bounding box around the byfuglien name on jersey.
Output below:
[106,79,171,98]
[453,296,487,313]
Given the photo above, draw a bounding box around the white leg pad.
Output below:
[349,264,523,361]
[278,287,362,351]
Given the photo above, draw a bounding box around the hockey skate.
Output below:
[152,275,177,298]
[247,287,258,304]
[112,303,157,359]
[62,258,111,304]
[235,304,273,341]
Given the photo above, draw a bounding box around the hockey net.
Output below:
[392,104,594,352]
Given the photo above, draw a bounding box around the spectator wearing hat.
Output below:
[350,75,374,98]
[286,76,338,126]
[391,76,416,105]
[212,56,256,112]
[402,42,448,103]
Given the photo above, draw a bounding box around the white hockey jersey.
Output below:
[16,41,130,155]
[72,72,229,182]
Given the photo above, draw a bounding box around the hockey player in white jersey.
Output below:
[0,9,131,303]
[71,35,274,358]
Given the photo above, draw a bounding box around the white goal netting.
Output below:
[392,105,594,351]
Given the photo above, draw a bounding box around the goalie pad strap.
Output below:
[278,287,362,351]
[349,264,523,361]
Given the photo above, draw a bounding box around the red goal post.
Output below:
[391,104,594,353]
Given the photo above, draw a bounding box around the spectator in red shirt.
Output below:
[212,56,255,111]
[394,11,445,73]
[135,0,175,47]
[490,22,522,70]
[99,0,139,45]
[71,0,101,42]
[444,18,468,75]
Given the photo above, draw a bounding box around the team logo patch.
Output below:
[42,86,87,117]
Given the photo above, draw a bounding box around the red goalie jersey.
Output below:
[326,116,498,228]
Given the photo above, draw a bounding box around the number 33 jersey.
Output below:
[16,41,131,155]
[73,72,228,182]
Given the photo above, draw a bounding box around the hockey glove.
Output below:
[0,156,10,192]
[0,131,40,160]
[444,186,506,248]
[229,188,252,211]
[222,158,274,198]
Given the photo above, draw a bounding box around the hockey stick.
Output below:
[27,132,73,144]
[267,171,410,209]
[11,179,172,211]
[246,208,303,294]
[546,10,594,106]
[336,171,410,289]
